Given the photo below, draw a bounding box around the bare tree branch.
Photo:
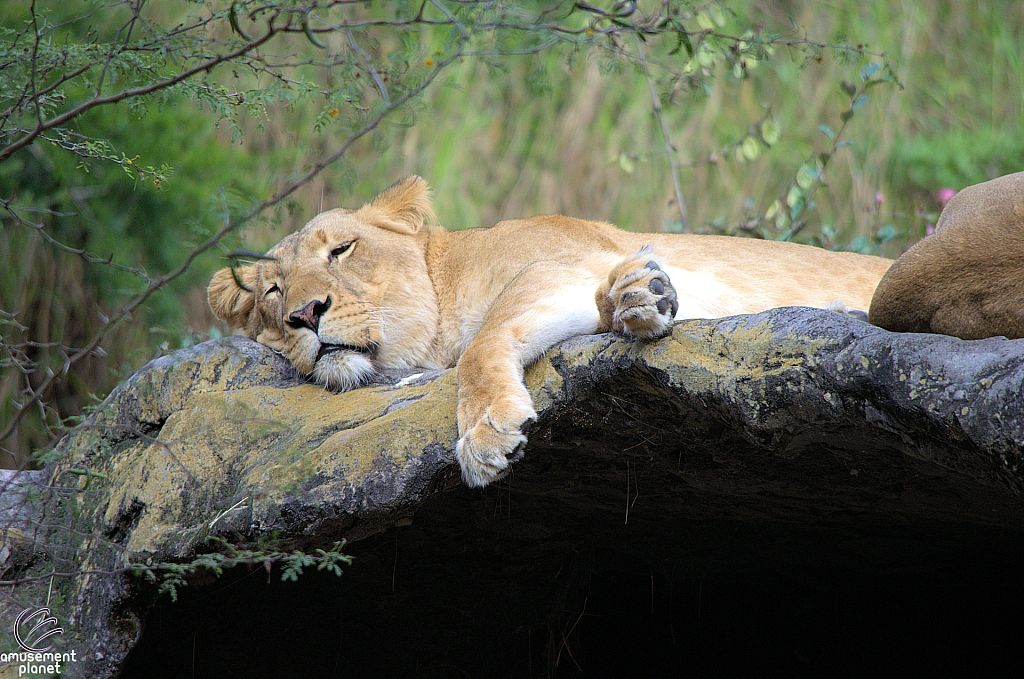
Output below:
[0,18,280,164]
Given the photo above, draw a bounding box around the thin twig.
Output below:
[345,30,390,104]
[635,37,688,230]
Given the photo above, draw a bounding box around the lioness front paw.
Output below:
[599,249,680,339]
[456,394,536,488]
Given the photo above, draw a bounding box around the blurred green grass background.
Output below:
[2,0,1022,464]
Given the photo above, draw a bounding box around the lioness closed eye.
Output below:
[208,176,893,487]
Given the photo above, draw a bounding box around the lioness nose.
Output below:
[287,297,331,332]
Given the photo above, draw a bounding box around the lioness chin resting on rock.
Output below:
[208,176,893,487]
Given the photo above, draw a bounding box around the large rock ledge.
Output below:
[2,307,1023,677]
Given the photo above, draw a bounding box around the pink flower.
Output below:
[874,191,884,205]
[938,187,956,204]
[926,222,935,235]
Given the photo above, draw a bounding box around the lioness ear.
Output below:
[208,264,258,330]
[355,175,436,235]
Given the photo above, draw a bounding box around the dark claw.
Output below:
[657,298,668,314]
[645,261,660,271]
[670,299,679,317]
[508,439,527,463]
[649,278,665,295]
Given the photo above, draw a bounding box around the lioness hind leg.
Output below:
[597,246,680,339]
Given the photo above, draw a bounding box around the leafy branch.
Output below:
[758,61,901,242]
[0,536,352,603]
[132,537,352,602]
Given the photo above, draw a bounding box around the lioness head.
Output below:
[208,176,439,390]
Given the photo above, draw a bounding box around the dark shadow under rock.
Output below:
[121,447,1022,677]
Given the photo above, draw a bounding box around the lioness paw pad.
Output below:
[604,254,679,339]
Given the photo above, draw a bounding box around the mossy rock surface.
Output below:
[2,309,1023,677]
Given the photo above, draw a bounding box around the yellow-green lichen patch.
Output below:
[99,364,464,555]
[122,342,293,427]
[553,334,629,366]
[641,318,827,394]
[235,372,459,507]
[524,355,565,413]
[101,396,293,554]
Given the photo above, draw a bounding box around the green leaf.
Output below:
[741,136,760,160]
[877,224,897,241]
[302,18,326,48]
[786,184,803,208]
[228,3,251,41]
[774,210,789,229]
[618,153,636,174]
[796,164,816,190]
[840,109,854,122]
[851,95,869,110]
[850,235,870,254]
[761,119,781,146]
[840,80,857,97]
[817,125,835,141]
[669,30,694,58]
[697,12,715,30]
[789,197,805,221]
[710,5,727,27]
[860,62,881,81]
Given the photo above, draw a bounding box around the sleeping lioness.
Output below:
[208,177,892,487]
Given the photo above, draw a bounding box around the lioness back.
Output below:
[437,215,891,322]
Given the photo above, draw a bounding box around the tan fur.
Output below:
[209,176,893,487]
[869,172,1024,340]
